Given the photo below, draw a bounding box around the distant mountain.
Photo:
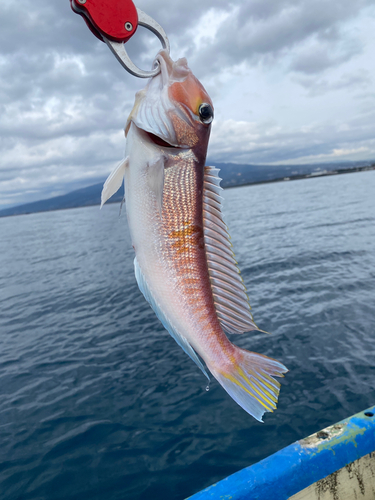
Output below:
[0,182,120,218]
[212,160,375,187]
[1,160,374,218]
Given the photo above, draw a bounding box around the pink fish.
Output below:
[101,50,287,421]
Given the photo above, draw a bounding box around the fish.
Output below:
[101,50,287,422]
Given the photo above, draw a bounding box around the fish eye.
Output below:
[198,103,214,125]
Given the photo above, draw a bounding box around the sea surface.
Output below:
[1,170,374,500]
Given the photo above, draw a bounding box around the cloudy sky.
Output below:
[1,0,375,207]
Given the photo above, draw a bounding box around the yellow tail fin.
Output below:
[210,346,287,422]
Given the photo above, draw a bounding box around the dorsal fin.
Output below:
[203,166,259,334]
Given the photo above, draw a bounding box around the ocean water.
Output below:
[0,170,374,500]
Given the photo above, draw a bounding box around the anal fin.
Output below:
[134,257,209,381]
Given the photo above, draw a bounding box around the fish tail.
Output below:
[209,345,288,422]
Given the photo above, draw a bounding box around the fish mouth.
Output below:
[125,112,182,149]
[125,51,194,149]
[144,130,180,149]
[128,121,185,150]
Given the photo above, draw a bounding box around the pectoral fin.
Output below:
[101,157,129,208]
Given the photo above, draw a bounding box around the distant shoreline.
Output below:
[225,163,375,189]
[1,164,374,218]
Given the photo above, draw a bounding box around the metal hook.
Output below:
[103,9,170,78]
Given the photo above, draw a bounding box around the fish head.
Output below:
[126,50,213,157]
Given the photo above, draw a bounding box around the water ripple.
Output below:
[0,170,374,499]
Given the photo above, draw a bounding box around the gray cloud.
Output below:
[294,72,372,97]
[189,0,372,74]
[0,0,374,207]
[209,107,375,165]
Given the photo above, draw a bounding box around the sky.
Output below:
[1,0,375,207]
